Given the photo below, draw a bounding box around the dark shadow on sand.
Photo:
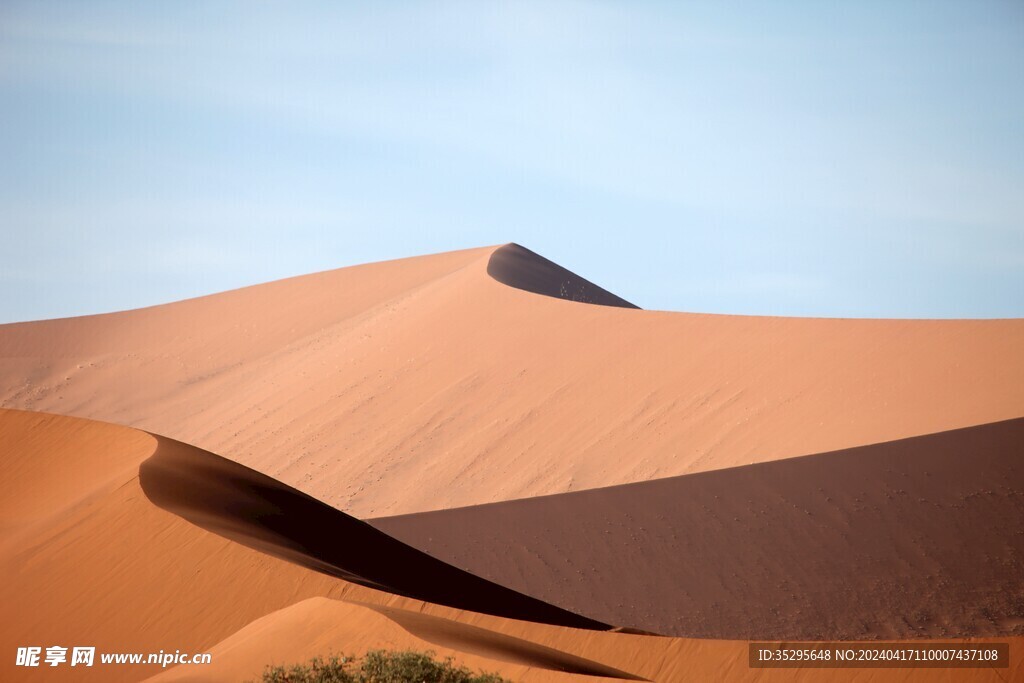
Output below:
[138,438,614,633]
[487,243,640,309]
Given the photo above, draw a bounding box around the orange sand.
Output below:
[2,410,1019,683]
[1,244,1021,518]
[2,244,1021,682]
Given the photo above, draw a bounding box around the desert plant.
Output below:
[255,650,509,683]
[259,655,355,683]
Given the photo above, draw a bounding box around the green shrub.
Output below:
[258,655,354,683]
[255,650,509,683]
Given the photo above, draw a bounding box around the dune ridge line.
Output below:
[1,244,1021,519]
[137,433,615,632]
[372,418,1024,640]
[486,243,640,308]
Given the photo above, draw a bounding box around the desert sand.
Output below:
[1,244,1021,518]
[1,244,1022,682]
[0,408,625,682]
[374,418,1024,639]
[2,409,1019,683]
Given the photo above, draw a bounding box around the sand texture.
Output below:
[373,419,1024,639]
[1,244,1021,518]
[3,409,1019,683]
[1,244,1021,682]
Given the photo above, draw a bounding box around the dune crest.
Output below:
[486,243,639,308]
[138,435,610,631]
[1,409,635,682]
[145,598,646,683]
[0,244,1021,519]
[3,404,1023,682]
[146,595,1023,683]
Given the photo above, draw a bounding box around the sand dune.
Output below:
[0,409,627,682]
[145,598,642,683]
[0,408,642,683]
[2,409,1020,683]
[373,418,1024,639]
[2,244,1021,517]
[0,408,151,542]
[0,408,345,682]
[145,596,1021,683]
[139,431,608,630]
[486,243,639,308]
[2,244,1022,682]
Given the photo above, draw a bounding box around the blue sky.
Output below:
[1,1,1022,321]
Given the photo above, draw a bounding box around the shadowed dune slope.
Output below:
[372,418,1024,640]
[1,244,1022,516]
[139,435,609,631]
[3,410,1021,683]
[0,409,604,683]
[486,243,639,308]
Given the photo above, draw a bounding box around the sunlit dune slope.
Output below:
[0,409,593,682]
[0,408,342,683]
[1,244,1022,516]
[1,409,1019,683]
[145,598,642,683]
[373,419,1024,639]
[0,409,644,683]
[145,597,1022,683]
